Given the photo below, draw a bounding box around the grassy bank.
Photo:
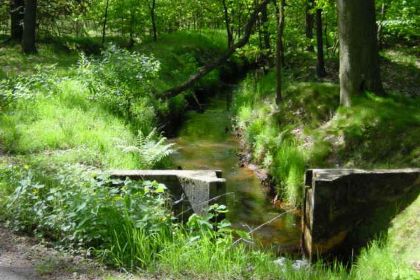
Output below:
[231,48,420,277]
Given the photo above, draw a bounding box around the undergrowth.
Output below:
[233,69,419,206]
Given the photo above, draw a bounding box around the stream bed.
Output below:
[170,85,301,252]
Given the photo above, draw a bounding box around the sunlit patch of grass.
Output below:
[0,79,139,169]
[313,92,420,167]
[387,195,420,268]
[351,239,418,280]
[0,43,78,78]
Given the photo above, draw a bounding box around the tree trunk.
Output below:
[337,0,384,107]
[305,0,314,52]
[101,0,109,45]
[150,0,157,41]
[316,9,326,78]
[377,3,387,50]
[128,10,135,48]
[21,0,36,54]
[10,0,24,41]
[161,0,271,98]
[222,0,233,48]
[261,5,270,50]
[275,0,285,105]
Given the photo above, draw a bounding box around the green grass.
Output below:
[137,30,228,94]
[313,93,420,168]
[0,43,79,79]
[0,31,230,170]
[0,79,139,169]
[1,33,419,279]
[231,52,419,279]
[233,66,419,205]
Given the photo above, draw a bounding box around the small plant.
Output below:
[119,128,175,169]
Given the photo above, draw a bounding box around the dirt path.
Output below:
[0,225,112,280]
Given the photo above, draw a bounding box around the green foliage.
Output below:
[271,140,306,205]
[352,240,418,280]
[118,128,175,169]
[378,0,420,43]
[78,45,161,132]
[313,93,420,167]
[2,164,172,260]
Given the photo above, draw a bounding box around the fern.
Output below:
[120,128,175,168]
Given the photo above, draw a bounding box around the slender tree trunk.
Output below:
[261,5,270,50]
[149,0,157,41]
[316,9,326,77]
[324,22,329,48]
[161,0,271,98]
[305,0,314,52]
[10,0,24,41]
[128,10,135,48]
[21,0,36,54]
[101,0,109,45]
[377,3,387,50]
[275,0,285,105]
[222,0,233,48]
[337,0,384,107]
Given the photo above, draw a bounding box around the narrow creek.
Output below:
[170,84,301,252]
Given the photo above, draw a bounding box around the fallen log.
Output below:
[160,0,271,99]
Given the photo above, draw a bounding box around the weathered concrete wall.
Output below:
[109,170,226,217]
[302,168,420,260]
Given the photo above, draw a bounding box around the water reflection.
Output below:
[171,92,301,251]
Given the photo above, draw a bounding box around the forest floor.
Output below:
[0,225,104,280]
[0,225,156,280]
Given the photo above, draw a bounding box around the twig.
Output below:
[232,209,296,246]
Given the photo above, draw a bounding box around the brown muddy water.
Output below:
[170,88,301,252]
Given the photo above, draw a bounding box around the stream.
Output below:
[170,84,301,252]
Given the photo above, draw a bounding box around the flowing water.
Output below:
[171,86,301,252]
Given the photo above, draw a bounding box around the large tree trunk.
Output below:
[10,0,24,41]
[316,9,326,78]
[305,0,314,52]
[222,0,233,48]
[337,0,384,107]
[101,0,109,45]
[275,0,285,105]
[21,0,36,54]
[161,0,271,98]
[149,0,157,41]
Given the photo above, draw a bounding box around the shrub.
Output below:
[77,45,161,131]
[2,164,172,261]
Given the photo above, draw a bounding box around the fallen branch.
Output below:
[160,0,271,99]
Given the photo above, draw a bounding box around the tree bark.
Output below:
[316,9,326,78]
[101,0,109,45]
[261,5,270,50]
[377,3,387,50]
[10,0,24,41]
[337,0,384,107]
[222,0,234,48]
[149,0,157,41]
[275,0,285,105]
[128,9,135,48]
[305,0,314,52]
[21,0,36,54]
[161,0,271,98]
